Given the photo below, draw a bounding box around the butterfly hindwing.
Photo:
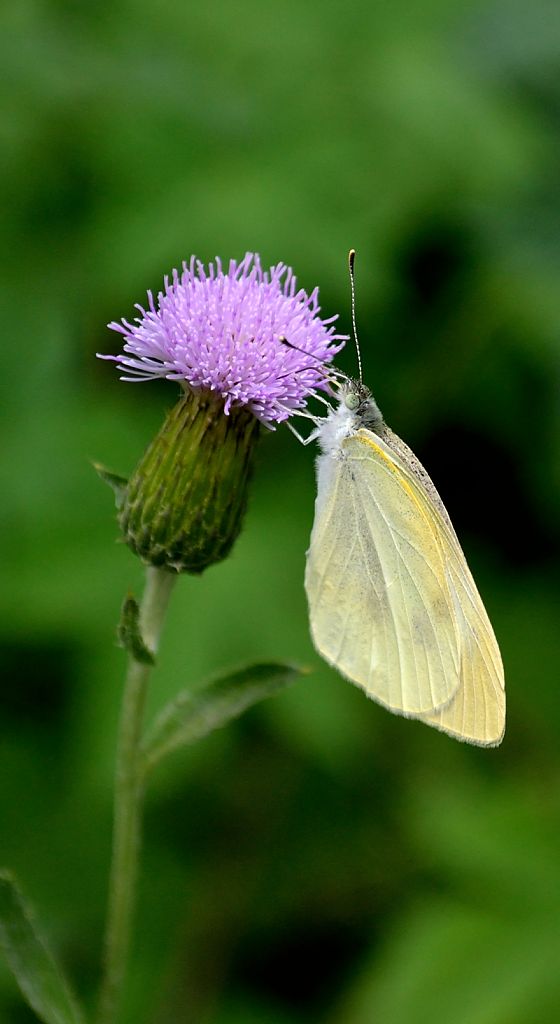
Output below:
[306,430,462,715]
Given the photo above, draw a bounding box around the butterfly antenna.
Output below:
[278,336,348,385]
[348,248,363,383]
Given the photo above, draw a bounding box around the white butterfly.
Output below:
[286,252,505,746]
[303,377,505,746]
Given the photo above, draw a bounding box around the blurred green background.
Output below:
[2,0,560,1022]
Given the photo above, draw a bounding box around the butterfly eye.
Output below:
[345,392,360,411]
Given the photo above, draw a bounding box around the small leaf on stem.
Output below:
[92,462,128,510]
[0,871,84,1024]
[117,594,155,665]
[141,662,304,774]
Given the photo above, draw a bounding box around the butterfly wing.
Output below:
[305,427,505,744]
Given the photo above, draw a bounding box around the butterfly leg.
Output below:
[285,419,320,446]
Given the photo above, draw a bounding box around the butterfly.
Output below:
[293,253,505,745]
[304,374,505,745]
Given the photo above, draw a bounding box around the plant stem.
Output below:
[96,566,176,1024]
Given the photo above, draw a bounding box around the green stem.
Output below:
[96,566,176,1024]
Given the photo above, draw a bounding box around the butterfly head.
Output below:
[339,379,383,432]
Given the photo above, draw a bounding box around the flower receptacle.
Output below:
[120,390,260,574]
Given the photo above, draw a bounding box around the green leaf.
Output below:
[117,593,155,665]
[0,872,84,1024]
[92,461,128,510]
[142,662,304,773]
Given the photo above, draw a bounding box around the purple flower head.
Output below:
[99,253,347,426]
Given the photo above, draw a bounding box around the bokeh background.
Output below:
[2,1,560,1022]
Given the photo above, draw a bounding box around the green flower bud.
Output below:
[120,390,259,574]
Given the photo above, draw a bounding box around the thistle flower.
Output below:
[100,252,346,426]
[99,253,346,573]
